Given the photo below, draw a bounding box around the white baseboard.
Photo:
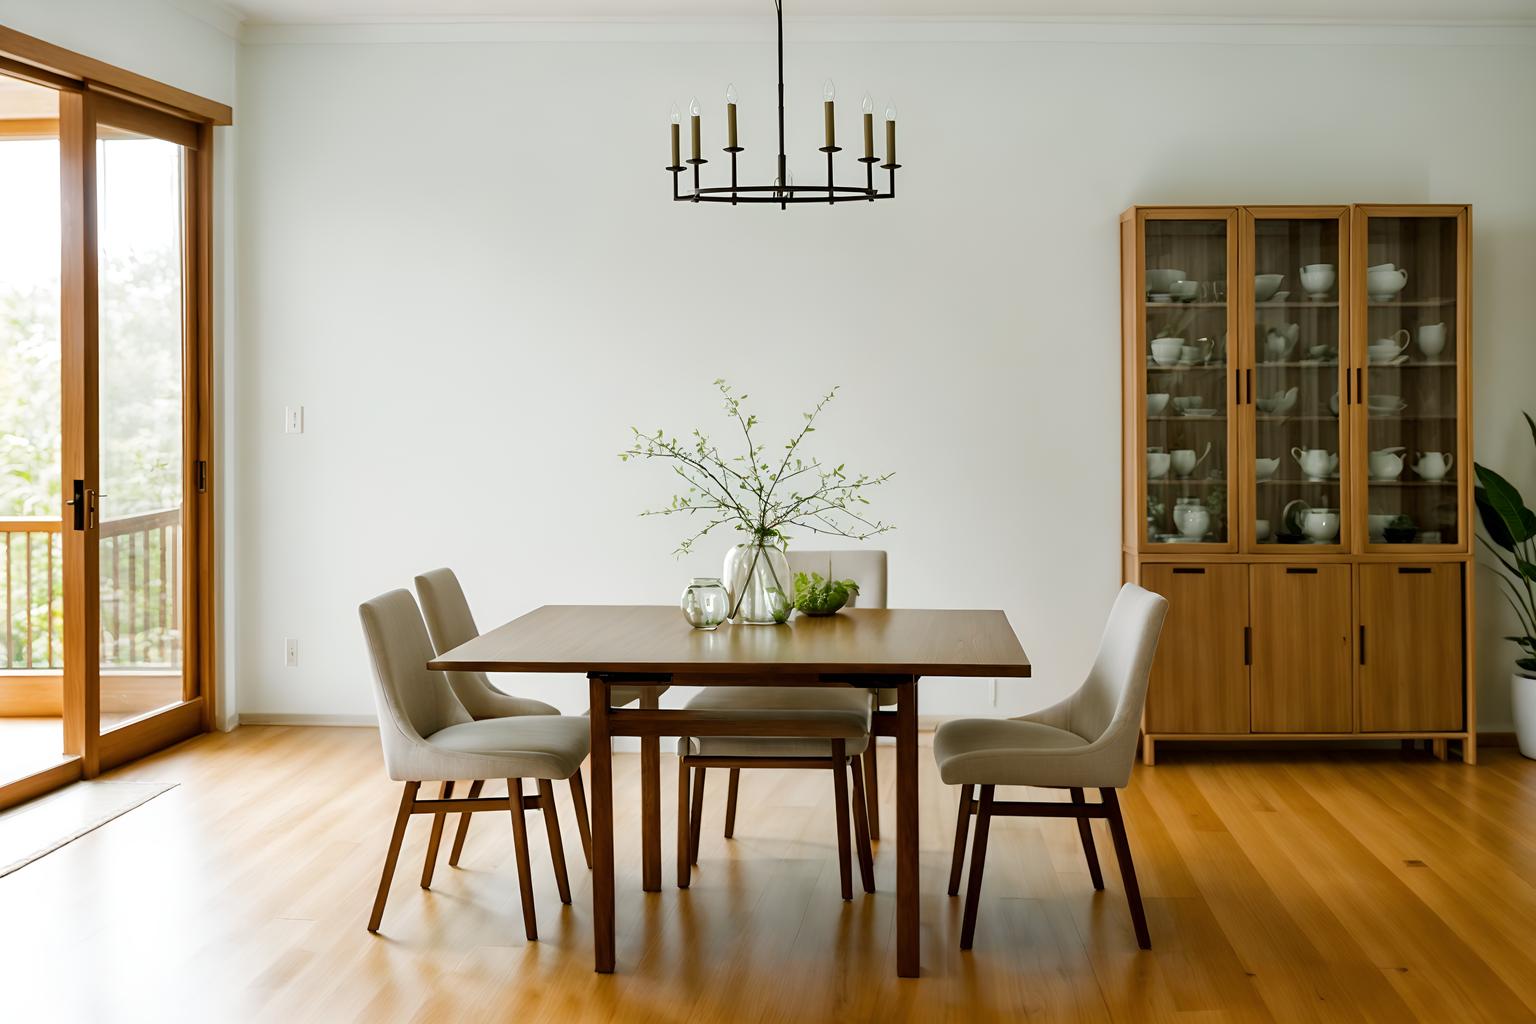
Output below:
[238,713,378,727]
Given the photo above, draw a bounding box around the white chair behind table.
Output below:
[933,583,1168,950]
[414,567,594,871]
[359,587,590,941]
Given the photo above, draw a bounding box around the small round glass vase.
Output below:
[680,577,729,630]
[722,536,792,625]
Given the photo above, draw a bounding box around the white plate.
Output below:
[1182,408,1219,418]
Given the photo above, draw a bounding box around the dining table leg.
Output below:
[896,677,920,978]
[588,674,616,973]
[640,686,662,892]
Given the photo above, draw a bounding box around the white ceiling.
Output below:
[221,0,1536,26]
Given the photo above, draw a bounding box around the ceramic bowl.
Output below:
[1254,274,1285,302]
[1170,280,1200,301]
[1369,393,1406,413]
[1172,395,1204,412]
[1255,457,1280,481]
[1255,519,1272,542]
[1146,393,1171,416]
[1367,268,1408,300]
[1368,513,1395,539]
[1146,269,1185,294]
[1368,344,1403,364]
[1147,452,1171,479]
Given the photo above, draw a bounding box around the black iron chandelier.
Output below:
[666,0,899,207]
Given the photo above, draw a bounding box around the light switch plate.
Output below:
[284,406,304,434]
[284,637,298,667]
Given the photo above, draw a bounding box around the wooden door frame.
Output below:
[0,24,227,798]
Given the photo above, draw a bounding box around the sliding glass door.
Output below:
[69,92,211,773]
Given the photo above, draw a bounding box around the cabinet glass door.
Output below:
[1354,209,1466,550]
[1245,209,1350,550]
[1140,212,1237,550]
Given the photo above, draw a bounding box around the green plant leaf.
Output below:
[1474,464,1536,549]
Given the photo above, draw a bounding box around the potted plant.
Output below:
[621,380,892,624]
[1474,412,1536,758]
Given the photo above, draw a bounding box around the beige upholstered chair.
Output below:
[415,568,596,869]
[676,550,886,896]
[934,583,1168,950]
[359,588,590,941]
[701,550,887,844]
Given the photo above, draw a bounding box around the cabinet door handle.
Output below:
[1172,567,1205,575]
[1235,368,1242,405]
[1243,626,1252,666]
[1398,566,1432,574]
[1359,625,1366,665]
[1345,368,1352,405]
[1356,367,1363,405]
[1245,368,1253,405]
[1286,567,1318,574]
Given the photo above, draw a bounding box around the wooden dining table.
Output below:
[428,604,1031,977]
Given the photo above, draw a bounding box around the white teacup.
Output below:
[1173,395,1204,412]
[1369,393,1407,415]
[1255,519,1272,542]
[1151,337,1184,366]
[1147,393,1171,416]
[1170,279,1200,302]
[1299,263,1335,299]
[1147,452,1171,479]
[1368,513,1395,540]
[1171,442,1212,479]
[1418,322,1447,358]
[1369,329,1411,363]
[1255,457,1280,481]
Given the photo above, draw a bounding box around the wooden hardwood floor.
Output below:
[4,726,1536,1022]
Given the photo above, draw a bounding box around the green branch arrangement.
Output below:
[1474,411,1536,676]
[619,379,894,557]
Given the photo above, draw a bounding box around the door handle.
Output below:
[1359,625,1366,665]
[1243,626,1251,666]
[1286,567,1319,574]
[1245,368,1252,405]
[65,479,85,531]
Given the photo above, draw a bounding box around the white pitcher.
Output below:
[1418,322,1448,358]
[1291,446,1334,481]
[1413,451,1454,481]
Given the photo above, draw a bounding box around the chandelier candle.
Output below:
[665,0,900,206]
[726,83,738,150]
[669,103,681,168]
[689,96,701,161]
[862,93,874,160]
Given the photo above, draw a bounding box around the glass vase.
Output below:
[680,577,729,630]
[722,537,792,625]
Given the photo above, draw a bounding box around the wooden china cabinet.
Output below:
[1120,204,1474,764]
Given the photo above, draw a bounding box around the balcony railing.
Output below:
[2,507,182,671]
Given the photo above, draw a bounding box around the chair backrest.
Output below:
[413,567,504,718]
[786,549,887,609]
[1069,583,1168,756]
[359,588,471,774]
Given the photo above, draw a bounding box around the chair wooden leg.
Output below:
[723,767,740,839]
[688,766,706,866]
[960,784,994,950]
[831,739,853,901]
[848,753,875,894]
[507,778,538,941]
[567,769,593,869]
[1102,787,1150,949]
[538,779,572,905]
[420,780,454,889]
[1070,787,1105,891]
[368,781,418,933]
[448,779,483,867]
[677,744,692,889]
[947,783,973,898]
[863,747,880,841]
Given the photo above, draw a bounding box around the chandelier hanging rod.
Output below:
[666,0,900,209]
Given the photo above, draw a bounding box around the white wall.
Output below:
[234,19,1536,729]
[0,0,243,727]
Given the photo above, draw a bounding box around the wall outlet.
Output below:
[284,405,304,434]
[284,637,298,667]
